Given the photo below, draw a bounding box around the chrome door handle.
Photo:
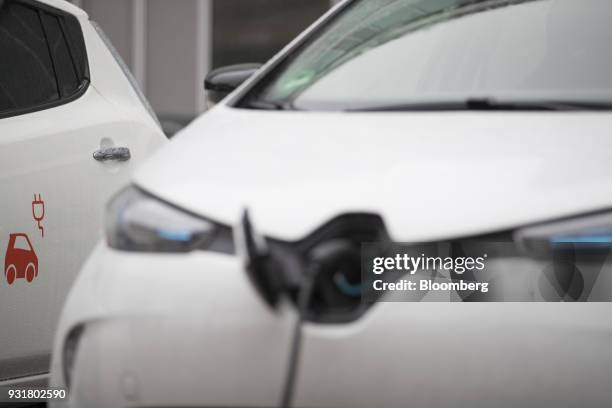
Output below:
[93,147,131,162]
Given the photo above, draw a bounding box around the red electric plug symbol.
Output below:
[32,194,45,238]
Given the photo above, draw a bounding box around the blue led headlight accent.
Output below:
[551,234,612,245]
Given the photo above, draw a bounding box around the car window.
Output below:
[41,12,79,98]
[62,10,88,81]
[13,235,31,251]
[0,0,89,118]
[0,1,59,113]
[241,0,612,111]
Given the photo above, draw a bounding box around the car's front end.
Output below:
[50,105,612,408]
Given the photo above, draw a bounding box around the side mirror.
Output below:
[204,63,262,106]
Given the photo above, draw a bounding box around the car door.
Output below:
[0,0,165,383]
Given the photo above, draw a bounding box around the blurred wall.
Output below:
[213,0,331,68]
[69,0,333,121]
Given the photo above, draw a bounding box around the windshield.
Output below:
[240,0,612,111]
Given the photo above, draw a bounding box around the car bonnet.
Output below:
[133,105,612,242]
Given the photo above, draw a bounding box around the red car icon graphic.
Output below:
[5,233,38,285]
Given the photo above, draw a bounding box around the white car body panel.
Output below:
[0,0,166,384]
[297,303,612,408]
[136,105,612,242]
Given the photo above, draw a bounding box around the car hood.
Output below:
[133,106,612,242]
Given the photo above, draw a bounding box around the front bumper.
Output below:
[50,242,296,408]
[51,243,612,408]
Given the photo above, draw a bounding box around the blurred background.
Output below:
[67,0,341,135]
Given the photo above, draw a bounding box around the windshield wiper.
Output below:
[347,98,612,112]
[242,99,290,110]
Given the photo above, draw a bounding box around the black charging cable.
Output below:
[279,239,357,408]
[279,261,321,408]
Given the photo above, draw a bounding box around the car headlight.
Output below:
[105,186,234,254]
[516,211,612,257]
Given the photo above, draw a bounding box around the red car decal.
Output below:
[4,233,38,285]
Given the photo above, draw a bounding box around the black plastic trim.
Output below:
[0,80,90,120]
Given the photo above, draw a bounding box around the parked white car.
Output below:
[0,0,166,388]
[52,0,612,407]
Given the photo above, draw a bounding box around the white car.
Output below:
[52,0,612,407]
[0,0,166,389]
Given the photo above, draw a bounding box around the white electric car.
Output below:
[0,0,166,388]
[52,0,612,407]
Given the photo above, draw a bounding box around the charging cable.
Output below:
[279,262,320,408]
